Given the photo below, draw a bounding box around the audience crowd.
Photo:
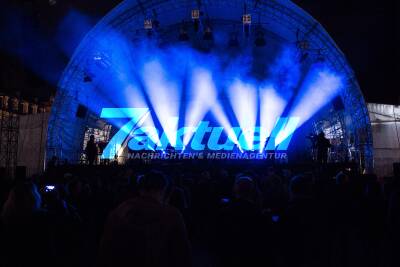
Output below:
[1,161,399,267]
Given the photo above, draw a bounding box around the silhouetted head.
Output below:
[335,171,349,185]
[233,175,255,202]
[137,170,168,202]
[89,135,95,142]
[289,175,313,199]
[67,178,83,197]
[1,182,42,223]
[318,131,325,138]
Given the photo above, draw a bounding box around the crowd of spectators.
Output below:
[1,161,399,267]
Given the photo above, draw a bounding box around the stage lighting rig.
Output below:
[191,9,200,20]
[144,19,153,30]
[191,9,201,32]
[295,29,310,50]
[144,19,155,38]
[242,3,251,37]
[203,26,213,41]
[242,14,251,24]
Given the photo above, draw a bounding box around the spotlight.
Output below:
[203,26,213,41]
[254,27,266,47]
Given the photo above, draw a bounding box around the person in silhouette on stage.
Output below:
[306,134,318,161]
[86,135,98,165]
[315,132,331,164]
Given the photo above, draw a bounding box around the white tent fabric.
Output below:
[368,103,400,177]
[17,113,49,177]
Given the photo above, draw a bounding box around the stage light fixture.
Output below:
[179,29,189,41]
[203,26,213,41]
[179,22,189,41]
[242,4,251,37]
[192,9,201,32]
[144,19,153,30]
[191,9,200,20]
[242,14,251,25]
[297,40,310,50]
[254,27,266,47]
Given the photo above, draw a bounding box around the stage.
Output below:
[46,0,373,173]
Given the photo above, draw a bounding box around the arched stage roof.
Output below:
[47,0,373,170]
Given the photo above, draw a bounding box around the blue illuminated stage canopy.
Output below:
[47,0,373,170]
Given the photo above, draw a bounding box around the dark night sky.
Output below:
[293,0,399,104]
[0,0,399,104]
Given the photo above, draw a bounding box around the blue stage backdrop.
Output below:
[47,0,373,169]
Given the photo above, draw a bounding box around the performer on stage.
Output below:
[306,133,318,161]
[316,132,331,164]
[86,135,98,165]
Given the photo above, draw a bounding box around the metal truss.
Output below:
[0,111,19,178]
